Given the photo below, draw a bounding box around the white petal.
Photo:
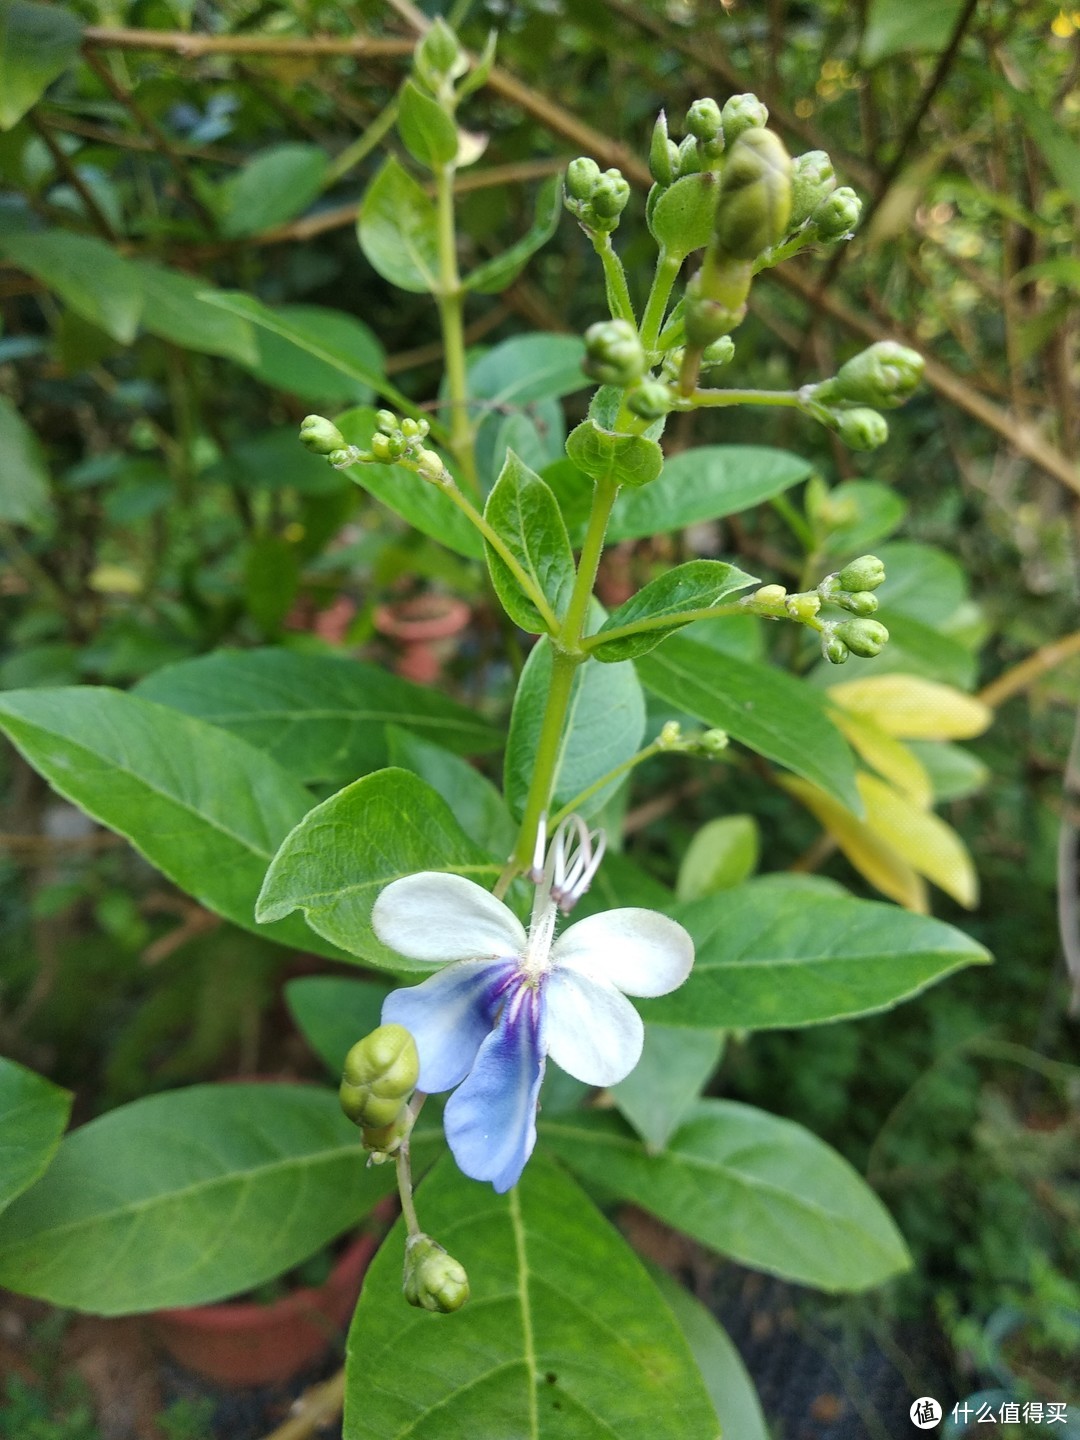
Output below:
[551,908,694,997]
[544,967,643,1087]
[372,872,525,964]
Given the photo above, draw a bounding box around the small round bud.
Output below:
[835,618,889,658]
[834,407,888,452]
[701,336,736,371]
[400,417,421,438]
[627,378,673,420]
[404,1235,470,1313]
[386,431,408,460]
[658,720,684,750]
[376,409,399,435]
[415,448,446,482]
[713,128,792,261]
[829,341,925,410]
[838,554,886,592]
[370,434,393,462]
[698,728,730,756]
[686,98,723,143]
[785,591,821,621]
[416,18,467,86]
[299,415,347,456]
[591,170,631,221]
[721,92,768,146]
[822,632,850,665]
[675,134,702,177]
[340,1024,419,1130]
[582,319,646,386]
[836,590,879,617]
[811,186,861,240]
[566,156,602,201]
[753,583,787,605]
[789,150,836,229]
[650,112,678,186]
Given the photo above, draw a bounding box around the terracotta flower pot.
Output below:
[149,1225,380,1388]
[374,594,471,684]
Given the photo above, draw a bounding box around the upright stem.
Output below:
[639,248,681,353]
[593,233,636,326]
[434,162,478,494]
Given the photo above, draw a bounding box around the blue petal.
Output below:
[382,959,514,1094]
[443,983,546,1193]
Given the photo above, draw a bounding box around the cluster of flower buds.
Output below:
[661,336,735,383]
[339,1023,420,1158]
[564,157,631,234]
[298,413,357,469]
[656,720,730,757]
[581,321,678,419]
[799,342,925,452]
[301,411,449,482]
[649,92,772,188]
[403,1233,470,1313]
[412,17,494,110]
[743,555,889,664]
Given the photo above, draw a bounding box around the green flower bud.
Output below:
[416,18,467,87]
[627,378,673,420]
[828,341,925,410]
[340,1024,419,1130]
[753,583,787,606]
[415,448,446,482]
[835,618,889,658]
[683,268,747,345]
[822,632,850,665]
[376,410,399,435]
[811,186,861,240]
[838,554,886,591]
[833,407,888,452]
[370,433,393,462]
[299,415,347,456]
[386,431,408,459]
[701,336,736,371]
[713,128,792,261]
[836,590,879,617]
[582,319,646,386]
[404,1235,470,1313]
[676,134,702,177]
[698,728,730,756]
[789,150,836,229]
[721,92,768,146]
[686,98,723,143]
[591,170,631,221]
[657,720,684,750]
[566,156,601,202]
[650,112,678,186]
[362,1111,411,1158]
[785,591,821,621]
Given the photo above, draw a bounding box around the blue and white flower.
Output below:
[374,817,694,1192]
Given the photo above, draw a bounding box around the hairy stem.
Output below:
[639,247,681,352]
[435,162,479,494]
[593,233,636,326]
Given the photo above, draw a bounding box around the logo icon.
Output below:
[910,1398,942,1429]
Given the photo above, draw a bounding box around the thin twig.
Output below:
[977,630,1080,710]
[26,112,118,241]
[258,1367,345,1440]
[82,26,413,57]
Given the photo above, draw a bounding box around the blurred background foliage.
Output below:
[0,0,1078,1425]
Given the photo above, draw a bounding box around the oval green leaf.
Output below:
[565,418,664,491]
[358,156,440,293]
[483,450,575,633]
[0,1058,71,1217]
[590,559,758,662]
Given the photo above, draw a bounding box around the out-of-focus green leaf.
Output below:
[397,78,458,168]
[285,976,391,1076]
[218,143,329,238]
[358,157,440,293]
[0,394,51,529]
[861,0,965,64]
[0,1,82,130]
[0,1058,71,1217]
[238,304,384,404]
[465,173,563,292]
[133,262,259,363]
[0,230,143,343]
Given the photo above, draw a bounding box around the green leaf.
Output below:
[0,1,82,130]
[613,1025,725,1153]
[907,740,989,802]
[817,478,906,557]
[647,1267,770,1440]
[132,262,258,363]
[636,635,861,810]
[0,394,51,529]
[864,610,977,688]
[0,1058,71,1217]
[397,78,459,168]
[483,450,575,632]
[386,725,515,859]
[607,446,813,543]
[676,814,760,900]
[465,173,563,293]
[0,1084,399,1312]
[256,768,501,972]
[467,333,588,411]
[565,418,664,491]
[0,230,143,344]
[218,143,329,238]
[238,303,384,404]
[647,875,990,1030]
[543,1101,911,1292]
[649,171,721,257]
[135,647,500,787]
[861,0,965,64]
[591,560,757,661]
[285,976,391,1076]
[876,541,968,626]
[358,157,440,293]
[244,533,299,637]
[0,687,341,957]
[344,1151,720,1440]
[505,640,646,821]
[334,406,484,559]
[997,80,1080,210]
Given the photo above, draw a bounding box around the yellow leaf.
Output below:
[88,563,141,596]
[857,772,979,908]
[831,709,933,807]
[779,774,928,913]
[828,675,991,740]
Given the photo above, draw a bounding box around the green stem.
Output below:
[396,1140,421,1238]
[677,387,802,410]
[549,738,664,827]
[770,493,815,550]
[434,162,478,494]
[561,476,618,645]
[325,99,399,185]
[582,600,748,652]
[593,233,636,326]
[438,479,559,632]
[639,247,681,353]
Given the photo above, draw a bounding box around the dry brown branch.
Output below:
[259,1367,345,1440]
[977,630,1080,710]
[43,111,246,164]
[26,111,118,241]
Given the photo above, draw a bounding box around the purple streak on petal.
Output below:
[443,981,546,1193]
[382,958,516,1094]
